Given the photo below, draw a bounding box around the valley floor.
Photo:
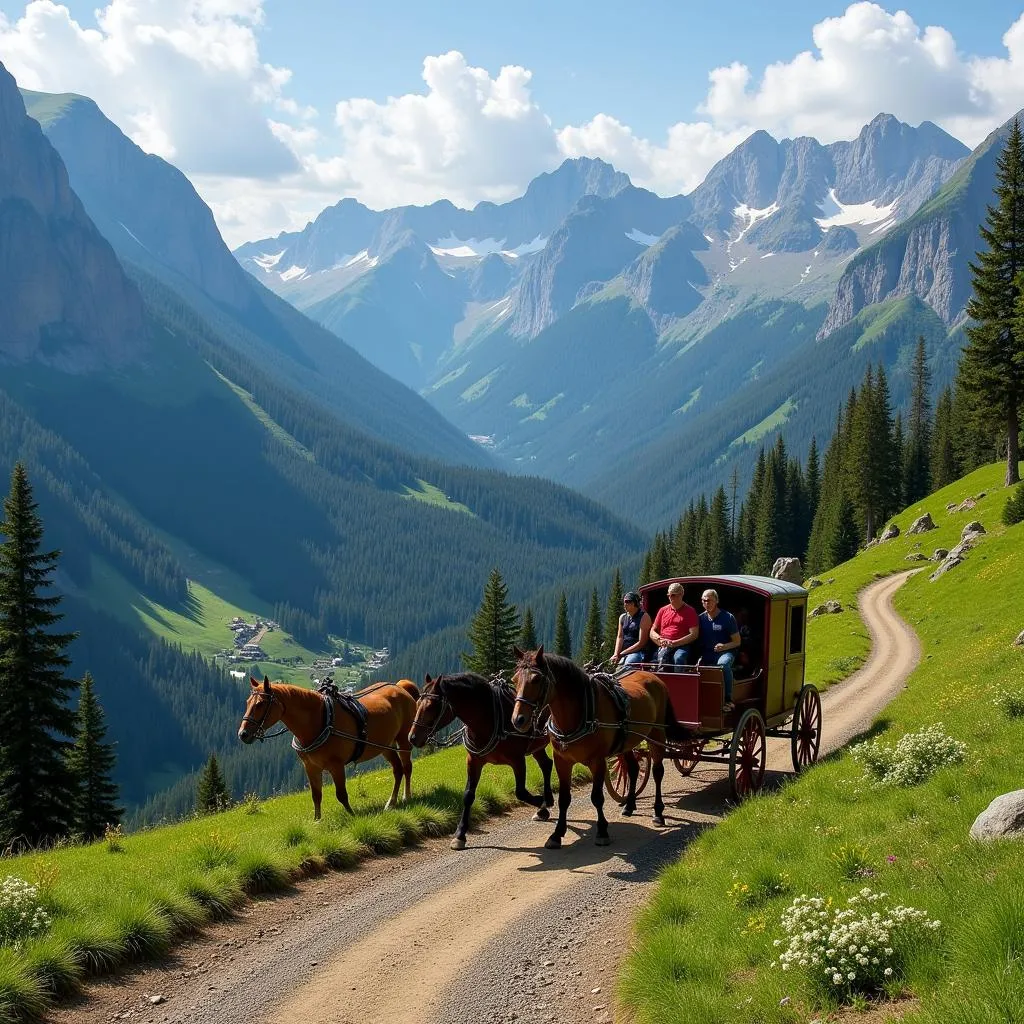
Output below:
[48,573,917,1024]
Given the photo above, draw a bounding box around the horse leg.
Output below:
[535,747,555,813]
[511,756,545,819]
[621,751,640,818]
[452,755,482,850]
[304,762,324,821]
[590,758,611,846]
[651,753,666,826]
[400,741,413,802]
[383,749,403,810]
[546,755,573,850]
[328,763,354,814]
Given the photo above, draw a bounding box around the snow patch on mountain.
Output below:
[254,250,284,270]
[625,228,662,246]
[815,189,896,229]
[428,234,548,259]
[345,250,379,269]
[731,202,778,249]
[280,265,308,282]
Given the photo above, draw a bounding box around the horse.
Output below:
[238,675,418,820]
[510,645,671,849]
[408,672,556,850]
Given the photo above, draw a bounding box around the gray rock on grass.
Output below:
[932,548,949,561]
[879,523,900,541]
[908,513,936,534]
[930,555,963,581]
[771,557,803,584]
[1014,630,1024,648]
[962,521,986,539]
[971,791,1024,841]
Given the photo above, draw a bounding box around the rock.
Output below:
[1014,630,1024,648]
[810,605,828,618]
[932,548,949,561]
[971,791,1024,840]
[771,557,803,584]
[905,553,928,561]
[907,513,937,534]
[827,578,835,584]
[807,578,822,589]
[962,520,986,538]
[811,599,844,617]
[148,996,167,1005]
[879,523,901,541]
[946,503,958,512]
[954,497,978,512]
[930,555,963,581]
[948,539,975,560]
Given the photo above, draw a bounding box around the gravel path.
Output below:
[50,572,919,1024]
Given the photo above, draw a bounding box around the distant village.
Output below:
[220,615,389,682]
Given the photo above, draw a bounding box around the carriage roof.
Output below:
[639,574,807,600]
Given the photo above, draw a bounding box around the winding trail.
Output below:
[51,572,920,1024]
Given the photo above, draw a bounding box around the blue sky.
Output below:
[2,1,1024,242]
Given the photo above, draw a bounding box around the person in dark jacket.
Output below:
[612,592,654,667]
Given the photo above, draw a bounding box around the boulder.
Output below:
[807,578,822,589]
[1014,630,1024,648]
[930,555,963,581]
[907,513,937,534]
[771,557,803,584]
[971,791,1024,841]
[954,497,978,512]
[809,604,828,618]
[945,503,958,512]
[932,548,949,561]
[879,523,900,542]
[905,553,928,561]
[962,521,986,539]
[948,539,976,560]
[810,599,844,617]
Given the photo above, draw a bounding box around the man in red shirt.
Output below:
[651,582,699,672]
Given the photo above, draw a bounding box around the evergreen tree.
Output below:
[702,486,731,572]
[903,337,933,503]
[0,463,79,847]
[196,753,231,814]
[931,386,958,489]
[953,376,997,474]
[603,569,624,657]
[580,589,604,666]
[805,436,821,530]
[649,532,671,582]
[66,672,122,841]
[747,464,779,575]
[554,592,572,659]
[892,411,905,506]
[959,118,1024,486]
[462,567,519,676]
[518,607,538,651]
[828,491,861,567]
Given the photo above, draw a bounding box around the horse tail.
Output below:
[396,678,420,702]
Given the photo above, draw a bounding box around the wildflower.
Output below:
[886,855,897,864]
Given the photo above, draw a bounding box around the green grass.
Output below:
[0,745,549,1019]
[460,369,500,402]
[401,479,474,515]
[620,462,1024,1024]
[523,393,565,422]
[729,397,798,448]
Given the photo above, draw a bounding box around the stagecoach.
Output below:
[605,575,821,803]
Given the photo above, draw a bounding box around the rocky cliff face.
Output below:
[22,88,255,314]
[0,64,143,370]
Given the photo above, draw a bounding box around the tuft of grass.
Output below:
[108,897,172,960]
[180,869,245,920]
[345,815,405,855]
[282,823,309,848]
[236,852,290,894]
[20,936,83,998]
[0,949,48,1023]
[315,832,363,870]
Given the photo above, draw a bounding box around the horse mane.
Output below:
[538,653,592,691]
[437,671,489,694]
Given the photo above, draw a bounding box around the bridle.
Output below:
[512,660,551,729]
[240,691,287,741]
[412,683,453,745]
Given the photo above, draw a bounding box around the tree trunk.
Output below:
[1008,405,1021,486]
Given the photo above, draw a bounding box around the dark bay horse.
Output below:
[408,672,555,850]
[238,676,418,819]
[511,646,670,848]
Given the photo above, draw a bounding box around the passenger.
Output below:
[650,582,699,673]
[613,592,654,668]
[698,589,742,711]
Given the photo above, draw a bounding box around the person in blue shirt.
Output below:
[612,592,654,668]
[698,589,742,711]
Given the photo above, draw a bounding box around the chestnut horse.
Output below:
[511,646,670,848]
[408,672,555,850]
[238,676,418,819]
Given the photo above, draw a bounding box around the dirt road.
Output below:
[52,572,920,1024]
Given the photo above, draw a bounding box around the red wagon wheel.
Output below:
[604,747,651,804]
[672,741,702,777]
[791,684,822,773]
[728,708,766,802]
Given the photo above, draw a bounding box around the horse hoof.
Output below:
[450,837,467,851]
[595,835,611,847]
[544,837,562,850]
[653,815,665,827]
[621,806,634,817]
[532,808,550,822]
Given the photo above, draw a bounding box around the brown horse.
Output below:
[238,676,418,819]
[408,672,555,850]
[511,646,670,848]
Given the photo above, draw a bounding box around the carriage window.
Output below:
[789,605,805,655]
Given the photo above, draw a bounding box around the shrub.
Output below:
[773,887,940,1001]
[192,831,237,870]
[104,823,125,854]
[1002,483,1024,526]
[993,686,1024,719]
[0,877,51,947]
[851,723,967,787]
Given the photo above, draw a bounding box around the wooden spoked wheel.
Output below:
[791,684,822,773]
[604,747,652,804]
[672,742,701,777]
[728,708,766,802]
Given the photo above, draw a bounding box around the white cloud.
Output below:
[4,2,1024,245]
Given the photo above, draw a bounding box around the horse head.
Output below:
[238,675,283,744]
[408,673,456,748]
[511,645,550,733]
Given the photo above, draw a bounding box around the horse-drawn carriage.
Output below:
[605,574,821,803]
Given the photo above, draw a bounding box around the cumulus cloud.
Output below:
[0,0,298,177]
[4,2,1024,245]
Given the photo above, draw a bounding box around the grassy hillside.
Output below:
[620,462,1024,1024]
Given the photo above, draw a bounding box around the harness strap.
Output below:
[547,673,599,749]
[591,671,633,754]
[290,685,369,762]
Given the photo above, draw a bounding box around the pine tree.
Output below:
[463,567,519,676]
[196,753,231,814]
[903,337,933,503]
[0,463,79,847]
[518,607,538,651]
[702,487,731,572]
[931,386,958,489]
[603,569,624,658]
[805,436,821,530]
[580,589,604,666]
[66,672,122,841]
[747,464,779,575]
[892,411,905,506]
[959,118,1024,486]
[554,592,572,659]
